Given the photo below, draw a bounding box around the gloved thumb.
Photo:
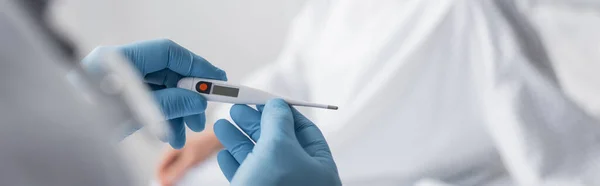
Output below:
[259,99,296,141]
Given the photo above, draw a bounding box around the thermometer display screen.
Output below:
[212,85,239,97]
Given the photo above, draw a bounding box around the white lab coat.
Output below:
[179,0,600,185]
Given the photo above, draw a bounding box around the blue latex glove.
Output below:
[85,39,227,149]
[214,99,342,186]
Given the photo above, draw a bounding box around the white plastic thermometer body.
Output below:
[177,77,338,110]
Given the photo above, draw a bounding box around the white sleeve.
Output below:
[471,1,600,185]
[478,57,600,186]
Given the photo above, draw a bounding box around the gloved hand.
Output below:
[214,99,342,186]
[84,39,227,149]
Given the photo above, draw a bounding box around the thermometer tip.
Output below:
[327,105,339,110]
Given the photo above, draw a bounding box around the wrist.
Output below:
[199,130,223,151]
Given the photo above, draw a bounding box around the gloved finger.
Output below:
[230,104,261,141]
[168,118,186,149]
[184,114,206,132]
[291,107,332,158]
[260,99,297,141]
[214,119,254,163]
[217,150,239,182]
[117,39,227,80]
[256,105,265,113]
[147,84,166,91]
[144,69,183,88]
[153,88,207,120]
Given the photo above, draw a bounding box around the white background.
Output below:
[50,0,305,82]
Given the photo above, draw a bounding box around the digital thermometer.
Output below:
[177,77,338,110]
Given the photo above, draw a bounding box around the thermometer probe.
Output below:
[177,77,338,110]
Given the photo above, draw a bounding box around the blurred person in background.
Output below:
[158,0,600,186]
